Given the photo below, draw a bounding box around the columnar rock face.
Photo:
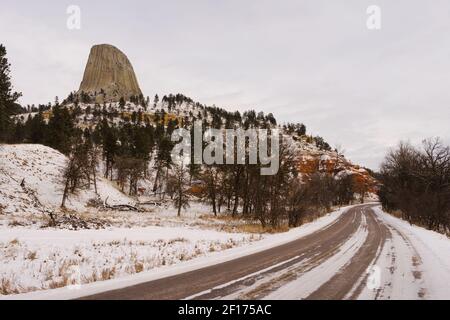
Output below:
[78,44,142,102]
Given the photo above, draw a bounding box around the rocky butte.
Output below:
[78,44,142,102]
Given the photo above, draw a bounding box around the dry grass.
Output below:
[262,225,290,234]
[8,220,24,227]
[26,251,37,261]
[178,253,187,261]
[220,241,235,250]
[167,237,188,245]
[221,222,289,234]
[107,240,122,246]
[389,210,404,219]
[101,267,116,280]
[200,212,320,234]
[48,279,67,290]
[198,212,291,234]
[0,278,19,295]
[9,238,20,245]
[134,261,144,273]
[198,213,245,223]
[0,231,255,295]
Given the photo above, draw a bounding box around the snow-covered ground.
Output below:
[0,144,134,225]
[358,206,450,300]
[2,203,448,300]
[0,205,349,299]
[0,225,258,295]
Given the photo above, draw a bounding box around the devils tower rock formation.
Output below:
[78,44,142,102]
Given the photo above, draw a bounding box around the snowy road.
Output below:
[78,204,449,300]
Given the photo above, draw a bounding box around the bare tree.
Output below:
[88,144,101,194]
[61,142,87,208]
[202,166,221,216]
[168,162,190,216]
[334,144,346,173]
[114,156,146,196]
[335,174,354,206]
[287,180,309,227]
[379,138,450,233]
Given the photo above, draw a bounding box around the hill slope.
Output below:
[0,144,133,218]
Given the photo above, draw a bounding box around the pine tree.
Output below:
[28,112,46,143]
[0,44,22,142]
[46,105,75,154]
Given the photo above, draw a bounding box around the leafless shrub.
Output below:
[379,138,450,233]
[0,278,19,295]
[26,251,37,261]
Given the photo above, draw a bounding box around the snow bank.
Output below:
[373,207,450,300]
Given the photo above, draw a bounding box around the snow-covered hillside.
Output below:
[0,144,133,221]
[0,144,264,295]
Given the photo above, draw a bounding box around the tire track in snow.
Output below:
[390,226,426,298]
[306,205,388,300]
[356,210,426,300]
[259,212,369,300]
[77,205,375,300]
[187,208,362,300]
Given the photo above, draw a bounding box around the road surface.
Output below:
[80,204,425,300]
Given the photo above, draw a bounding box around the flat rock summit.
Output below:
[78,44,142,102]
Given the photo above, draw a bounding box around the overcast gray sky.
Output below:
[1,0,450,170]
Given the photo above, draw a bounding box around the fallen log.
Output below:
[106,204,140,211]
[103,197,141,211]
[138,201,164,207]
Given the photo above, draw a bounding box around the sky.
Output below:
[1,0,450,170]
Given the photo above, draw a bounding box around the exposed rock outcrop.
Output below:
[78,44,142,102]
[285,135,378,195]
[296,148,379,194]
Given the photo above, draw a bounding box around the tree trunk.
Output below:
[212,194,217,216]
[92,166,98,194]
[61,178,70,208]
[153,165,161,192]
[232,194,239,217]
